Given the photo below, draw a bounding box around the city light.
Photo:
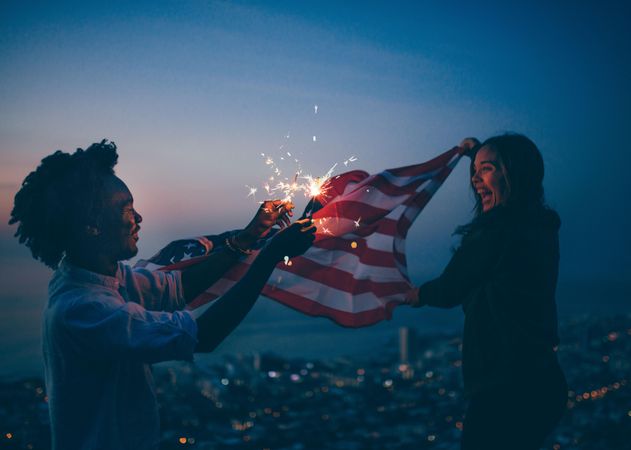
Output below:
[3,317,629,448]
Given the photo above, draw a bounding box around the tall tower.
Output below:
[399,327,410,363]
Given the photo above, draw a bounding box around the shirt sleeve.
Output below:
[124,264,187,312]
[63,293,198,364]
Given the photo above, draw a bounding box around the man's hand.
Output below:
[236,200,295,249]
[262,218,317,262]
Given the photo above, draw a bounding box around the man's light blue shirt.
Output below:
[44,259,197,450]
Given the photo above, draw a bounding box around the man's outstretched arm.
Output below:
[194,219,315,352]
[178,200,293,302]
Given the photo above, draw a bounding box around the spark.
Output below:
[302,162,336,199]
[283,256,290,265]
[314,104,318,114]
[353,217,361,228]
[265,157,274,165]
[246,185,257,198]
[351,241,358,249]
[312,136,317,142]
[343,155,358,167]
[287,152,291,157]
[321,226,331,234]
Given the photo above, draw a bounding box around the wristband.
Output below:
[224,235,253,256]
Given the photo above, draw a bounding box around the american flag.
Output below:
[135,146,465,327]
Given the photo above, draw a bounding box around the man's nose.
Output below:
[134,210,143,224]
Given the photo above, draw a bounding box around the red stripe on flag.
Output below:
[386,146,462,177]
[187,291,220,309]
[260,286,401,328]
[312,238,398,267]
[276,256,410,297]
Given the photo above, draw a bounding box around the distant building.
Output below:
[399,327,417,363]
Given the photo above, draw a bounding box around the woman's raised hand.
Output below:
[459,137,481,157]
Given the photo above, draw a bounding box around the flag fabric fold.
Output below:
[135,146,465,327]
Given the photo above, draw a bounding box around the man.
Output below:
[9,140,316,449]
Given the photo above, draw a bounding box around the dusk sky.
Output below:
[1,0,630,376]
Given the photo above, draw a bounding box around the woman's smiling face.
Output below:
[472,146,508,212]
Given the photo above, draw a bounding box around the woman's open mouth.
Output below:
[478,189,493,207]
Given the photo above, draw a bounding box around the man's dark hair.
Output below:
[9,140,119,269]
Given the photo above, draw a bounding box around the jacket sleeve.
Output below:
[418,227,504,308]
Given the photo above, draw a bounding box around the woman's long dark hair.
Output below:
[457,133,552,235]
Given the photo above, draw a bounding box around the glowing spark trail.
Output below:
[249,125,360,213]
[344,155,358,166]
[246,185,257,198]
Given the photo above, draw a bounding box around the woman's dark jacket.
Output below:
[418,205,565,397]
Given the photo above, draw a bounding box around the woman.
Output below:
[407,134,567,449]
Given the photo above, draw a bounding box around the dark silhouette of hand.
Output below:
[459,137,481,158]
[236,200,295,249]
[263,219,316,262]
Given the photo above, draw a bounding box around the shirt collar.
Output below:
[58,257,122,290]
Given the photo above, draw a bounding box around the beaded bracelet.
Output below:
[224,235,253,256]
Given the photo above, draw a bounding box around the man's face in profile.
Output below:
[97,175,143,262]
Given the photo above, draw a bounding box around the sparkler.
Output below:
[245,111,359,233]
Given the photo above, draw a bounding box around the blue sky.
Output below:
[1,0,630,374]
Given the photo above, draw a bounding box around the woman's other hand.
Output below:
[404,286,422,307]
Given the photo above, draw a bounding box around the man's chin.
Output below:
[118,246,139,261]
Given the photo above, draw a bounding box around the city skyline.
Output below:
[1,0,630,378]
